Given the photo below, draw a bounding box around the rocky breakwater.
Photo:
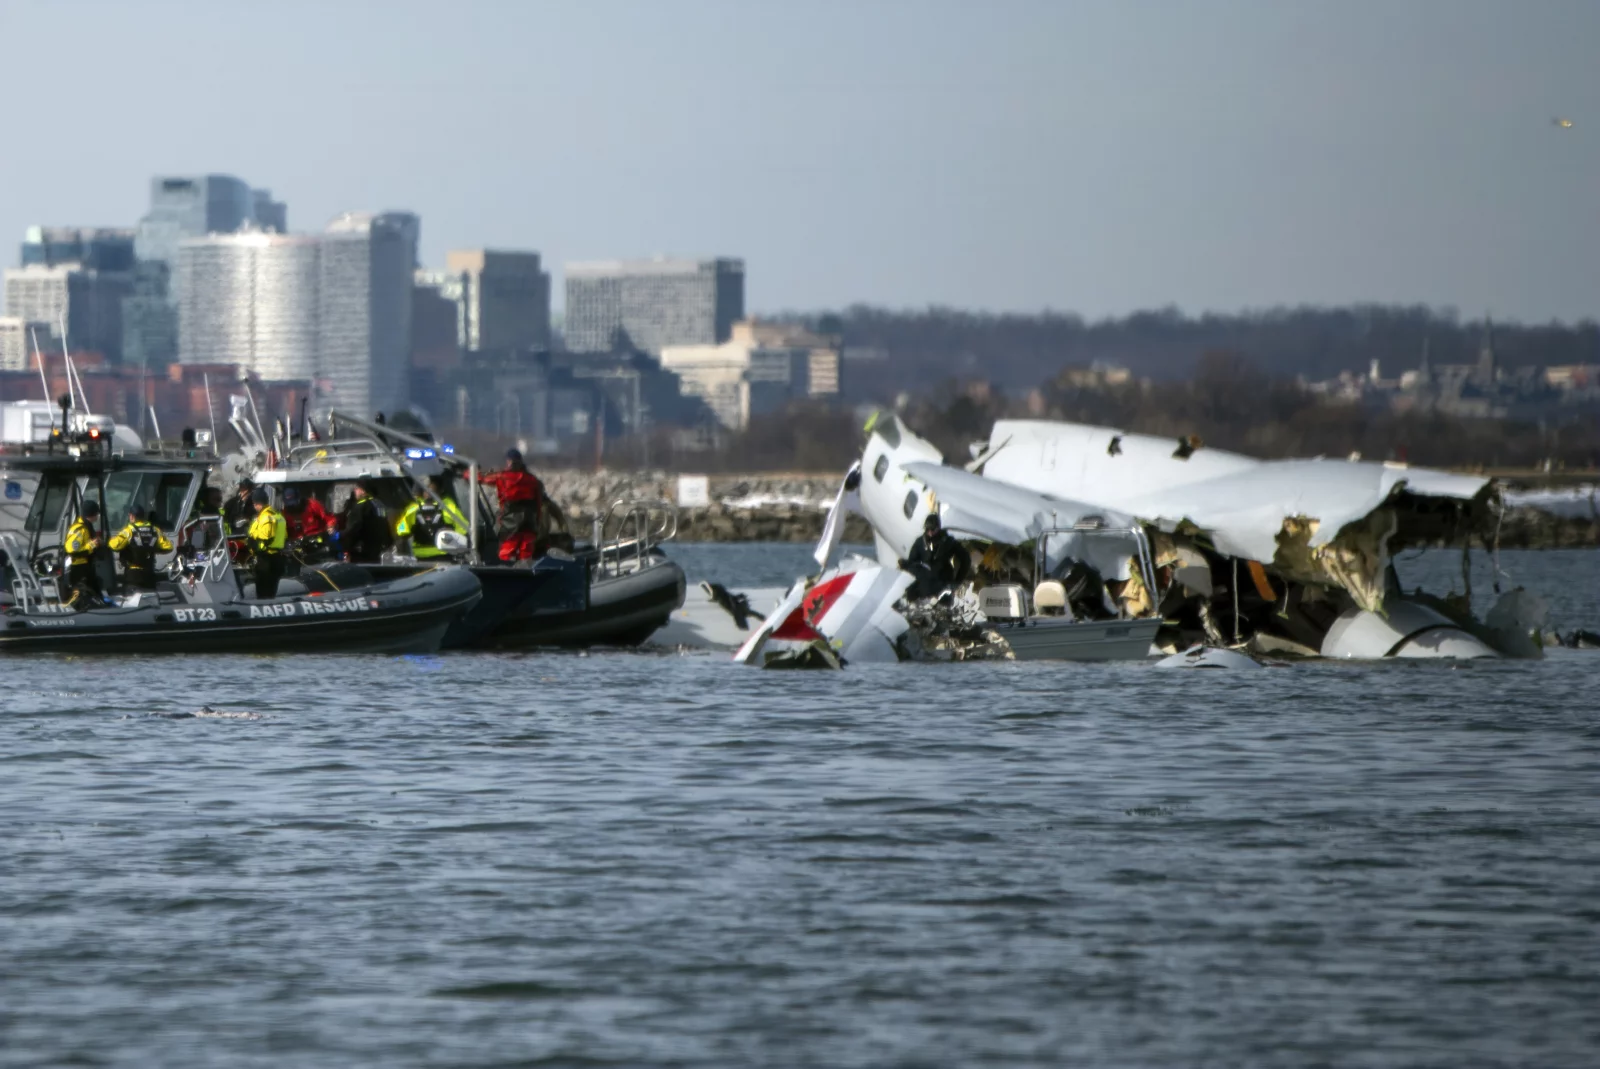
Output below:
[539,471,873,544]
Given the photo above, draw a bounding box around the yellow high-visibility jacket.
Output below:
[248,506,288,552]
[64,518,101,565]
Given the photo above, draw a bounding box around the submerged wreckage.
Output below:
[728,414,1548,668]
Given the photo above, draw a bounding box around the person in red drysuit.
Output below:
[281,486,334,563]
[479,449,543,562]
[281,486,331,541]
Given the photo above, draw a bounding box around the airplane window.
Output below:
[903,490,917,519]
[873,454,889,482]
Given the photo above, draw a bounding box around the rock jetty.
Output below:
[542,471,872,543]
[537,471,1598,548]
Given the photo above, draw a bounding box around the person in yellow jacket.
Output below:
[247,487,288,598]
[108,504,174,591]
[394,476,470,559]
[63,499,106,607]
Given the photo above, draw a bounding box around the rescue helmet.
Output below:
[923,512,942,532]
[251,487,270,506]
[282,487,302,508]
[129,504,148,522]
[81,500,100,519]
[505,448,524,467]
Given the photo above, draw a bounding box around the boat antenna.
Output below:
[203,372,219,449]
[241,381,267,449]
[28,327,54,431]
[58,311,86,414]
[148,404,163,443]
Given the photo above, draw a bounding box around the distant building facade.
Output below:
[564,257,744,354]
[129,174,287,369]
[0,316,59,372]
[176,232,321,382]
[173,211,416,419]
[21,226,136,272]
[319,211,417,418]
[444,249,551,352]
[659,319,841,430]
[2,263,132,363]
[135,174,285,266]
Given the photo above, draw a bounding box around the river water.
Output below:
[2,546,1597,1068]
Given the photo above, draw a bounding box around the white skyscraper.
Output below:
[176,233,320,380]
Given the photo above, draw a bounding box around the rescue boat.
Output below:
[0,441,482,655]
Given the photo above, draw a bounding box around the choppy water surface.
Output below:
[2,547,1598,1068]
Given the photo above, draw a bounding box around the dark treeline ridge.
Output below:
[604,353,1600,473]
[784,304,1600,400]
[898,352,1600,470]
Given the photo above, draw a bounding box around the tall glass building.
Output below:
[130,174,288,369]
[319,212,417,418]
[176,233,321,382]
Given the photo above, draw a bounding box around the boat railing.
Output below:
[593,497,678,576]
[170,516,235,589]
[1,530,67,614]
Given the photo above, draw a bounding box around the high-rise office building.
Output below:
[319,212,417,417]
[130,174,287,368]
[3,263,132,363]
[443,249,551,352]
[122,261,178,371]
[564,257,744,354]
[175,232,321,381]
[0,316,59,372]
[135,174,285,265]
[172,211,418,417]
[21,226,136,272]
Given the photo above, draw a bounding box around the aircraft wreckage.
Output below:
[725,414,1549,668]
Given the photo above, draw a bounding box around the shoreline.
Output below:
[539,470,1599,548]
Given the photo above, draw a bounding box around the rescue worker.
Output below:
[247,486,288,598]
[64,500,106,607]
[899,513,972,599]
[395,476,470,559]
[478,449,542,562]
[223,477,257,535]
[282,486,333,562]
[108,504,173,591]
[336,477,391,564]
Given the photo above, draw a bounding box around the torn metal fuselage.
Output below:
[855,414,1531,662]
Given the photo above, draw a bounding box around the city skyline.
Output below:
[0,0,1596,323]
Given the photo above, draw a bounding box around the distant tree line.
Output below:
[783,304,1600,401]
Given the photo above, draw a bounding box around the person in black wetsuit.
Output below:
[336,477,391,564]
[223,478,256,536]
[899,513,971,599]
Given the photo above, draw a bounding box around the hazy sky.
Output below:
[2,0,1597,320]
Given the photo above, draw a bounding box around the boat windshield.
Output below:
[24,473,73,534]
[96,471,195,530]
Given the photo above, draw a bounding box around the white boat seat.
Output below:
[1033,580,1069,616]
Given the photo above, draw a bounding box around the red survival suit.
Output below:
[480,466,543,562]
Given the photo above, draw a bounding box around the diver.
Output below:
[336,477,391,564]
[282,486,333,563]
[395,475,469,559]
[108,504,173,592]
[63,500,106,608]
[899,513,972,600]
[247,487,288,598]
[223,477,257,535]
[478,449,542,562]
